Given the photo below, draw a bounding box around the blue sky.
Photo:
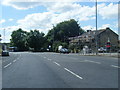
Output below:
[0,0,119,42]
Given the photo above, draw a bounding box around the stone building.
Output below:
[69,27,119,52]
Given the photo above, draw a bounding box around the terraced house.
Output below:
[69,27,119,52]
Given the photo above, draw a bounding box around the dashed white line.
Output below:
[79,61,87,63]
[44,57,46,59]
[4,54,21,68]
[64,68,83,79]
[111,65,120,68]
[48,58,52,61]
[13,55,20,63]
[13,60,17,63]
[53,62,61,66]
[84,60,101,64]
[4,63,12,68]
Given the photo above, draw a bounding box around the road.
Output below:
[2,52,119,88]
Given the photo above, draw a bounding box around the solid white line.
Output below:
[53,62,61,66]
[4,63,12,68]
[111,65,120,68]
[64,68,83,79]
[85,60,101,64]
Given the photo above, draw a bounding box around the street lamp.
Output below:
[52,24,55,52]
[95,0,98,55]
[3,28,5,43]
[2,28,11,43]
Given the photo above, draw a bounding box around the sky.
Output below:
[0,0,119,43]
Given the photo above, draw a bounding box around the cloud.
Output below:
[16,2,118,34]
[1,0,119,10]
[98,24,111,29]
[98,23,118,34]
[47,3,81,13]
[16,2,96,33]
[8,18,14,21]
[1,1,118,42]
[17,12,53,27]
[2,1,44,10]
[98,3,118,19]
[82,25,96,31]
[0,19,6,24]
[0,25,27,43]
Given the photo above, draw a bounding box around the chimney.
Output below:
[87,30,91,32]
[106,27,110,30]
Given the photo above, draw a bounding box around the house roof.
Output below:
[69,28,118,40]
[81,29,106,37]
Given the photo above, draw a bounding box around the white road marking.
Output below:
[13,60,17,63]
[85,60,101,64]
[16,57,20,60]
[48,58,52,61]
[4,54,21,68]
[64,68,83,79]
[44,57,46,58]
[13,55,20,62]
[111,65,120,68]
[53,62,61,66]
[79,61,87,63]
[4,63,12,68]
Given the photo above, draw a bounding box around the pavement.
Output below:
[79,52,119,58]
[2,52,119,88]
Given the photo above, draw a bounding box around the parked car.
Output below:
[60,48,70,54]
[98,47,107,53]
[2,50,9,56]
[118,50,120,53]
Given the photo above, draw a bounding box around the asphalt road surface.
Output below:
[2,52,119,88]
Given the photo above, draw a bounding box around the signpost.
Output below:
[106,38,111,53]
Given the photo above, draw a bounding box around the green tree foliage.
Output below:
[10,28,28,51]
[26,30,46,51]
[46,19,85,51]
[46,19,84,43]
[10,19,85,52]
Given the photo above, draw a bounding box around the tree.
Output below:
[46,19,84,42]
[10,28,28,51]
[26,30,46,51]
[46,19,85,51]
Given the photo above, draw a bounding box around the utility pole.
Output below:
[3,28,5,43]
[52,24,55,52]
[95,0,98,55]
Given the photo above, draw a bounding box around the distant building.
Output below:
[69,27,119,52]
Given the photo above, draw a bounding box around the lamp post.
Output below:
[2,28,10,50]
[95,0,98,55]
[52,24,55,52]
[3,28,5,43]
